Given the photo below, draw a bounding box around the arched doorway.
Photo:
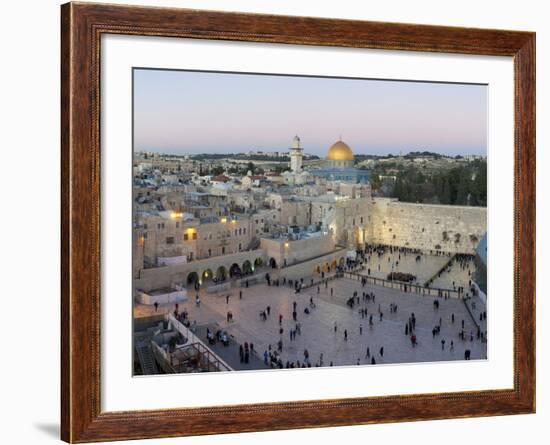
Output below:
[242,260,253,275]
[215,266,227,282]
[229,263,242,278]
[254,257,263,268]
[186,272,199,286]
[202,269,213,282]
[269,258,278,268]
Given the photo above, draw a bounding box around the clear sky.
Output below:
[133,68,487,157]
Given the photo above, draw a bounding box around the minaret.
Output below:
[289,135,303,173]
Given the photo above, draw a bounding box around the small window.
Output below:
[192,233,197,240]
[166,236,175,244]
[183,233,189,241]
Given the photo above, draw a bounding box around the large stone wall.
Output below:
[366,198,486,254]
[260,233,335,268]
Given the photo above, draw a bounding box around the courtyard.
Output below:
[135,268,487,372]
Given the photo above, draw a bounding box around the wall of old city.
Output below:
[366,198,487,254]
[260,233,335,268]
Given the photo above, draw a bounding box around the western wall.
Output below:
[365,198,487,254]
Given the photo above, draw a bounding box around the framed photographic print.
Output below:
[61,2,535,442]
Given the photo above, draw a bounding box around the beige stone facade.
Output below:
[365,198,486,254]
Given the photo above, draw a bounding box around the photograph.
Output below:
[132,69,488,375]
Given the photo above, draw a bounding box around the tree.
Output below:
[210,166,224,176]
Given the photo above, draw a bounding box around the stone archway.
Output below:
[254,257,264,268]
[215,266,227,281]
[242,260,253,275]
[201,269,213,282]
[186,272,199,286]
[269,257,278,268]
[229,263,242,278]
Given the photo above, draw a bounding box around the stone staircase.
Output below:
[135,340,159,375]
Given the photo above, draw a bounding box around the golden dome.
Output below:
[327,140,354,161]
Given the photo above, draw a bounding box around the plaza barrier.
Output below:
[206,282,231,294]
[166,313,233,372]
[423,254,456,287]
[344,271,464,299]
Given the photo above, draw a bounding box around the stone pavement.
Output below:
[363,251,450,285]
[430,256,477,291]
[363,250,479,292]
[135,275,487,371]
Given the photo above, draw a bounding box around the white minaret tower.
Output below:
[290,135,303,173]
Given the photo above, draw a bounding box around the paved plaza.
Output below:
[363,250,477,291]
[135,269,487,371]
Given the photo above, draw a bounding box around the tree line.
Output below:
[385,160,487,206]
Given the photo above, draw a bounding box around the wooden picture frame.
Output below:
[61,2,535,442]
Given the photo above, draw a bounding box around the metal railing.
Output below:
[166,313,233,372]
[344,271,463,299]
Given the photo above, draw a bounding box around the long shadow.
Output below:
[33,422,59,439]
